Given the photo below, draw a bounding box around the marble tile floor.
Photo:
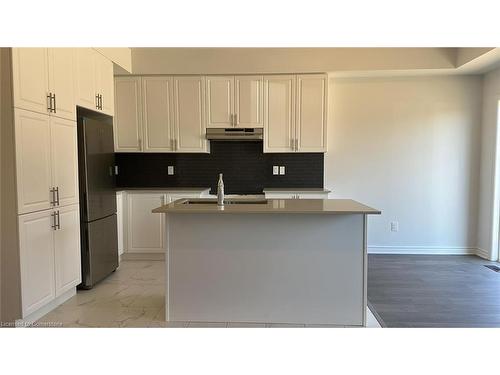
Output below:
[37,260,381,328]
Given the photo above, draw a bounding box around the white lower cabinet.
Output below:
[54,204,81,297]
[126,193,167,253]
[122,190,208,254]
[18,210,56,317]
[116,192,124,256]
[18,204,81,318]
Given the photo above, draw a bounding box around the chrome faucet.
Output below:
[217,173,225,206]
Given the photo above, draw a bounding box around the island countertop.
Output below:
[152,198,381,215]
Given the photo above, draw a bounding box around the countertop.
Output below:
[116,187,210,192]
[152,198,381,215]
[263,188,331,193]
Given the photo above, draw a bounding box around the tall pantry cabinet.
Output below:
[1,48,116,322]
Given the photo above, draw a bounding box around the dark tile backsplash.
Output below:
[115,141,323,194]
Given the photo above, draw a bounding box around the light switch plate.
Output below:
[273,166,279,175]
[168,166,175,175]
[279,166,285,175]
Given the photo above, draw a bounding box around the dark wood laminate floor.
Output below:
[367,254,500,327]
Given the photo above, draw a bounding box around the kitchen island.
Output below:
[153,198,380,327]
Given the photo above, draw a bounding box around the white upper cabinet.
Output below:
[18,209,56,317]
[47,48,76,120]
[12,48,50,114]
[142,77,174,152]
[95,51,115,115]
[235,75,264,128]
[75,48,97,110]
[114,76,143,152]
[54,204,81,297]
[173,76,207,152]
[15,109,53,214]
[205,76,234,128]
[50,117,79,207]
[296,74,327,152]
[263,75,296,153]
[75,48,115,114]
[205,75,264,128]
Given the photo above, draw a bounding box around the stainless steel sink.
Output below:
[181,198,268,205]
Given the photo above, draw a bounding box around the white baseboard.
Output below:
[121,252,165,261]
[368,246,477,255]
[15,288,76,327]
[474,247,492,260]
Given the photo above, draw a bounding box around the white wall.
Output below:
[326,76,483,254]
[130,48,457,75]
[477,66,500,260]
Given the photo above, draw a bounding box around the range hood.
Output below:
[206,128,263,141]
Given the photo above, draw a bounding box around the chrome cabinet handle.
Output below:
[55,186,60,206]
[53,93,56,113]
[56,210,60,230]
[50,187,56,206]
[96,94,100,109]
[99,94,103,110]
[47,93,52,112]
[51,211,57,230]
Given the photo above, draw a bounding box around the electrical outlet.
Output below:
[390,221,399,232]
[279,166,285,175]
[273,166,279,175]
[168,166,175,175]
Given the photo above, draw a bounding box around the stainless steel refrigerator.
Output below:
[77,108,118,289]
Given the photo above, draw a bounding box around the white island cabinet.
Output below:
[153,198,380,326]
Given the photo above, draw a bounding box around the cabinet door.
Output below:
[126,193,166,253]
[116,192,124,256]
[142,77,174,152]
[54,204,81,296]
[12,48,50,114]
[263,75,295,153]
[114,77,143,152]
[48,48,76,120]
[50,117,79,207]
[95,52,115,115]
[296,74,327,152]
[205,76,234,128]
[235,75,263,128]
[173,76,207,152]
[19,210,55,317]
[75,48,97,110]
[14,109,53,214]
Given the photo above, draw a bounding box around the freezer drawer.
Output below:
[80,214,119,288]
